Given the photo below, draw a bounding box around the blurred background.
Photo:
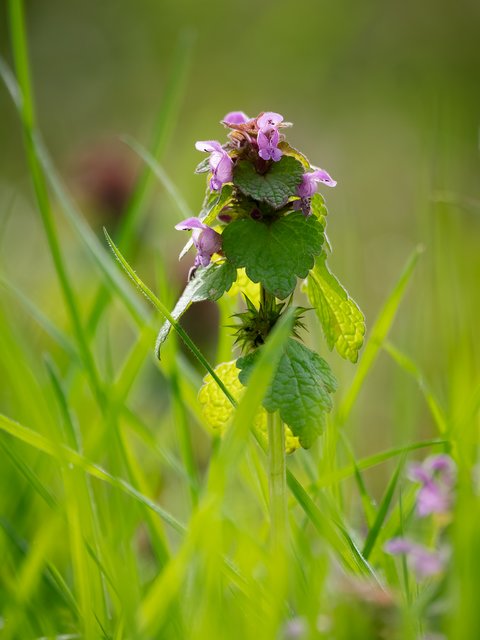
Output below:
[0,0,479,486]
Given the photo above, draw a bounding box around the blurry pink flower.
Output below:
[385,538,446,579]
[409,454,456,517]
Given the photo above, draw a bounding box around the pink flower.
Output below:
[175,217,222,267]
[385,538,446,579]
[256,112,283,130]
[256,112,284,162]
[195,140,233,191]
[257,127,282,162]
[222,111,250,126]
[409,454,456,517]
[297,169,337,198]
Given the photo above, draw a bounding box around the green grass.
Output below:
[1,1,479,639]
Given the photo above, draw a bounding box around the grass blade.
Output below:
[338,245,424,424]
[362,456,405,559]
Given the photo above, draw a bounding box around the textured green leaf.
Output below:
[198,361,300,454]
[155,261,237,356]
[200,184,235,226]
[237,338,337,448]
[233,156,304,209]
[310,193,328,227]
[304,252,365,363]
[222,212,324,299]
[277,141,311,169]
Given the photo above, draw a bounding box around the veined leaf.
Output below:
[155,260,237,356]
[310,192,328,228]
[304,251,365,363]
[237,338,337,448]
[223,212,324,299]
[200,184,235,226]
[233,156,304,209]
[277,141,311,169]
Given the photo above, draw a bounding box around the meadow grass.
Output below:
[1,2,479,639]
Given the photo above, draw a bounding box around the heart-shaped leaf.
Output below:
[222,212,324,299]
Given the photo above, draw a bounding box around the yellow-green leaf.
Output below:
[304,252,365,363]
[198,361,300,454]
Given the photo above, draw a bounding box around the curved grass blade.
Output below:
[338,245,424,424]
[0,412,185,534]
[383,340,448,435]
[362,456,405,560]
[104,228,235,405]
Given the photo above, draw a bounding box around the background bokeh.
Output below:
[1,0,479,482]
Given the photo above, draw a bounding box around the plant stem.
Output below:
[260,284,288,546]
[267,410,287,547]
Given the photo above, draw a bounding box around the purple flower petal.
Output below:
[257,128,283,162]
[195,140,223,153]
[175,217,207,232]
[384,538,416,555]
[176,217,222,268]
[297,168,337,198]
[271,147,283,162]
[408,463,431,484]
[416,483,451,517]
[223,111,250,125]
[409,454,456,517]
[257,111,283,130]
[385,538,446,579]
[297,174,317,198]
[311,168,337,187]
[213,153,233,184]
[410,547,445,579]
[195,140,233,191]
[197,226,222,258]
[427,454,455,476]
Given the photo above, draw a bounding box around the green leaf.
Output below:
[233,156,304,209]
[362,456,405,560]
[304,251,365,363]
[222,212,324,299]
[200,184,235,226]
[155,261,237,356]
[277,141,311,168]
[310,193,328,228]
[237,338,337,448]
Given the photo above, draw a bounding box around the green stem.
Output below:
[267,410,287,546]
[260,285,288,545]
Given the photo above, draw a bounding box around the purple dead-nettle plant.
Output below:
[385,453,456,583]
[157,110,365,536]
[409,454,456,517]
[385,538,448,580]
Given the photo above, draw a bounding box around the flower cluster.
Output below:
[175,110,336,270]
[385,454,456,579]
